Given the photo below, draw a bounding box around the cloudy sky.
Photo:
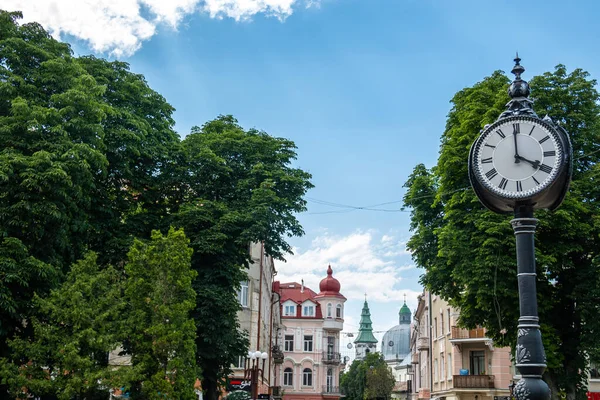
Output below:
[6,0,600,361]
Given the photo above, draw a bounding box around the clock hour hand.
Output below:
[515,155,540,169]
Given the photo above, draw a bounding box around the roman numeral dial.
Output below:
[473,118,562,199]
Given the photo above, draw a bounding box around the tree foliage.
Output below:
[171,116,313,400]
[341,353,395,400]
[403,66,600,400]
[0,252,122,400]
[0,11,313,400]
[121,228,198,400]
[0,9,179,352]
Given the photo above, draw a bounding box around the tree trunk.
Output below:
[203,375,219,400]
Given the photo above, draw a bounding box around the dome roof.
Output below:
[399,303,411,316]
[381,324,411,362]
[318,265,341,295]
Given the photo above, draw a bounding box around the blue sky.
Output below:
[8,0,600,360]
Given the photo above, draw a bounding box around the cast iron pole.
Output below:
[511,205,550,400]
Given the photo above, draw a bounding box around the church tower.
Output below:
[354,298,378,360]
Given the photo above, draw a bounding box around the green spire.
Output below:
[399,300,411,324]
[355,299,378,344]
[399,302,411,316]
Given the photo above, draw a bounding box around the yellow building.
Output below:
[410,290,512,400]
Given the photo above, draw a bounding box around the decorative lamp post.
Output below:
[244,350,269,400]
[468,55,573,400]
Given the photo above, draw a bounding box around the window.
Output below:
[448,354,452,379]
[440,313,444,335]
[303,305,315,317]
[470,350,485,375]
[284,368,293,386]
[336,304,342,318]
[591,363,599,379]
[284,335,294,351]
[327,336,335,354]
[434,359,438,382]
[303,368,313,386]
[447,309,451,333]
[434,317,438,338]
[238,281,248,307]
[284,304,296,316]
[234,355,245,369]
[327,303,332,318]
[326,368,334,390]
[440,354,444,383]
[304,335,313,352]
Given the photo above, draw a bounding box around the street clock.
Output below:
[468,57,572,213]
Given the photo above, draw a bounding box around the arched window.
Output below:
[302,368,313,386]
[336,304,342,318]
[283,368,293,386]
[327,303,332,318]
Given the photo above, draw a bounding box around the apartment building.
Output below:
[410,290,512,400]
[274,265,347,400]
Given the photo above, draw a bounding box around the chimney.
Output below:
[301,279,304,293]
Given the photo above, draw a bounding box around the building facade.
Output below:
[275,266,346,400]
[229,242,282,397]
[410,290,512,400]
[354,299,378,360]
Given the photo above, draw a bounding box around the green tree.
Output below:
[0,252,122,399]
[121,227,199,400]
[171,115,313,400]
[77,55,181,265]
[403,66,600,400]
[0,9,181,356]
[341,353,393,400]
[0,10,108,349]
[364,363,395,400]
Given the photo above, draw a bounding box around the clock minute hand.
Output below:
[513,131,520,163]
[515,155,540,169]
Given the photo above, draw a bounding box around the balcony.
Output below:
[322,386,342,395]
[411,352,419,364]
[322,351,341,364]
[272,345,284,364]
[416,337,429,351]
[451,326,486,340]
[323,318,344,331]
[453,375,495,389]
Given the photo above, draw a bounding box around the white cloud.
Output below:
[4,0,317,57]
[279,230,417,303]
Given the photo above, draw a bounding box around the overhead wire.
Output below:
[305,146,600,215]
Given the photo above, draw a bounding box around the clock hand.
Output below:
[515,155,540,169]
[513,131,520,163]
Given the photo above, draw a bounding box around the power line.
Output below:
[306,146,600,216]
[306,187,470,215]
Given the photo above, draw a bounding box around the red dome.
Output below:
[319,265,341,294]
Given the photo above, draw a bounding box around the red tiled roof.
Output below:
[276,281,323,319]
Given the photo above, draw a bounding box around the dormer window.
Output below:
[302,305,315,317]
[284,304,296,316]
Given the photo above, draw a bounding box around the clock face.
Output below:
[472,117,563,199]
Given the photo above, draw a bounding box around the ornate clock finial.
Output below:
[500,54,537,119]
[512,52,524,81]
[508,53,530,99]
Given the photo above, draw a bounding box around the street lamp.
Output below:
[244,350,269,400]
